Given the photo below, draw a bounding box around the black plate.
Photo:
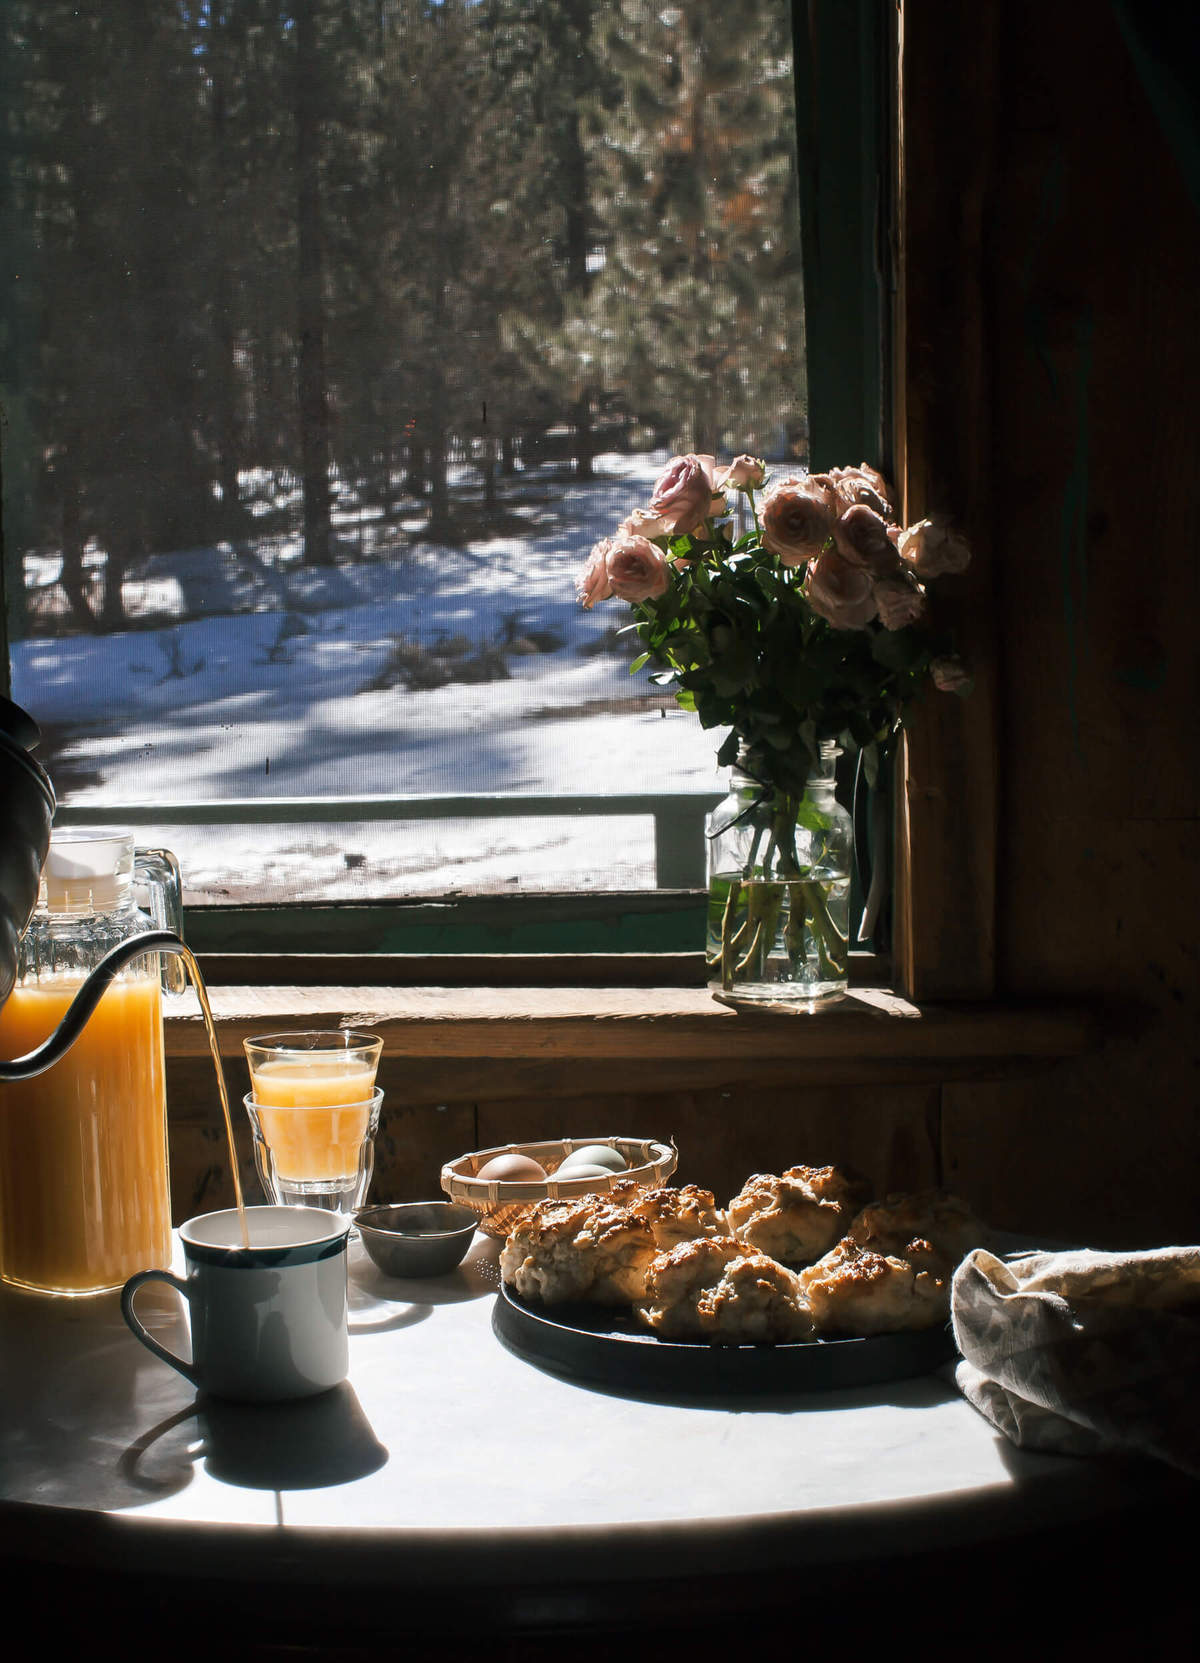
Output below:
[494,1282,956,1396]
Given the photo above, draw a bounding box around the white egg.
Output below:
[475,1152,548,1183]
[553,1163,616,1182]
[556,1144,628,1176]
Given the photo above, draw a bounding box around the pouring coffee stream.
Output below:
[0,696,249,1260]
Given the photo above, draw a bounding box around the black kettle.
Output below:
[0,696,184,1079]
[0,695,55,1009]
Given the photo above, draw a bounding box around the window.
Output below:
[1,1,889,957]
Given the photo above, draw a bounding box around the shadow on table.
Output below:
[122,1380,388,1493]
[348,1231,500,1330]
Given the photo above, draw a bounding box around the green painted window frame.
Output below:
[0,0,893,962]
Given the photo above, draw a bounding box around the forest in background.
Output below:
[1,0,806,641]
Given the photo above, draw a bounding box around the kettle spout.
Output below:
[0,931,186,1081]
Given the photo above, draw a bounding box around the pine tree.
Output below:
[6,3,219,630]
[568,0,805,459]
[482,0,624,479]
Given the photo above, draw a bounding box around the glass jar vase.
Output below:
[705,742,853,1008]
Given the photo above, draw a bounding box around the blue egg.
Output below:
[556,1144,628,1176]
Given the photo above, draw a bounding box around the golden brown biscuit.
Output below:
[605,1182,726,1250]
[798,1237,951,1335]
[846,1189,989,1265]
[500,1194,658,1306]
[727,1164,872,1265]
[637,1235,813,1344]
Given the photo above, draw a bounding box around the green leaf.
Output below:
[870,627,923,672]
[628,653,650,674]
[796,798,832,833]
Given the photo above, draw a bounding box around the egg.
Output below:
[552,1163,616,1183]
[556,1144,628,1176]
[475,1152,548,1183]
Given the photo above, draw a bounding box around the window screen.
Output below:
[1,0,806,906]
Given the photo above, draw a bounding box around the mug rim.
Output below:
[181,1205,350,1270]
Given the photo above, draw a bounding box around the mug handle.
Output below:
[121,1269,201,1388]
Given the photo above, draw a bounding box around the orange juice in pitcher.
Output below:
[0,972,171,1293]
[0,831,181,1295]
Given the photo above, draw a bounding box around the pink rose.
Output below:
[619,506,672,540]
[576,539,614,609]
[830,462,896,515]
[605,531,670,603]
[833,504,901,577]
[897,516,972,578]
[760,474,840,566]
[930,654,974,695]
[648,453,721,535]
[715,454,767,491]
[804,549,878,629]
[833,476,890,518]
[872,574,927,630]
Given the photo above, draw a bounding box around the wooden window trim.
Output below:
[166,978,1099,1094]
[891,0,1000,1002]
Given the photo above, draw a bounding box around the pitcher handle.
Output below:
[121,1269,201,1389]
[134,848,187,994]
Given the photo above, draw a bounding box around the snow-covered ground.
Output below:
[12,452,731,902]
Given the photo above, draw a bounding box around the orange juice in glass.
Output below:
[0,969,172,1295]
[244,1031,383,1214]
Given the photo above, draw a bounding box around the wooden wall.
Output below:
[166,1045,946,1227]
[902,0,1199,1245]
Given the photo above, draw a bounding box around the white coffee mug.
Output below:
[121,1206,350,1403]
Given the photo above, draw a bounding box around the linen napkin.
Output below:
[951,1244,1200,1476]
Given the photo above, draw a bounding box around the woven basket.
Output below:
[440,1135,677,1240]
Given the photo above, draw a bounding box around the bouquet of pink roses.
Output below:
[577,452,971,999]
[578,451,970,798]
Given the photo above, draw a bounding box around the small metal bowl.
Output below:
[355,1201,478,1279]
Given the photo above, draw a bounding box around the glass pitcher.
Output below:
[0,829,183,1295]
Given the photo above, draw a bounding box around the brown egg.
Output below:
[476,1152,548,1183]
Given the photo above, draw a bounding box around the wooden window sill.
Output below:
[166,981,1100,1088]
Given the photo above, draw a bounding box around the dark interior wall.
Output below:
[927,1,1199,1245]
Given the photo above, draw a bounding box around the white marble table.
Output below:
[0,1231,1191,1651]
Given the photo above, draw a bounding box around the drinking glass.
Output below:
[243,1031,383,1216]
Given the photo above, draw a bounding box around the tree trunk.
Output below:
[295,0,333,566]
[405,435,427,499]
[425,176,452,540]
[58,465,99,633]
[210,39,243,535]
[427,422,451,540]
[562,106,590,293]
[98,538,131,633]
[573,388,595,481]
